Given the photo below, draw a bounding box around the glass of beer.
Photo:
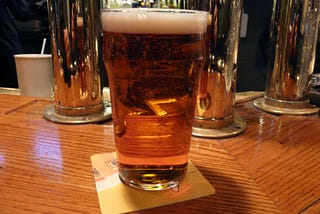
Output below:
[101,8,208,191]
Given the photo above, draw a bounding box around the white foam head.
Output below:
[101,8,208,34]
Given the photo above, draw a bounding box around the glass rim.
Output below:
[14,54,52,58]
[101,8,208,15]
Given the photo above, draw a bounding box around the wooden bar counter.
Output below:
[0,91,320,213]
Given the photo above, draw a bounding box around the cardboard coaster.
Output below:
[91,152,215,214]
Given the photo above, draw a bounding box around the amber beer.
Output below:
[101,9,207,190]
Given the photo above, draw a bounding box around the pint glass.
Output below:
[45,0,110,123]
[101,8,208,190]
[254,0,320,114]
[190,0,246,138]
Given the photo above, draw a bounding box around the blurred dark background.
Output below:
[237,0,273,92]
[13,0,320,91]
[14,0,51,55]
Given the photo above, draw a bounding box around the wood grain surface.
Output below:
[0,93,319,213]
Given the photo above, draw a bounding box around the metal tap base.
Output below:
[192,114,246,139]
[254,97,319,115]
[43,101,112,124]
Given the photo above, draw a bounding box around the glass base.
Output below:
[43,101,112,124]
[119,175,180,191]
[192,114,246,139]
[254,97,319,115]
[117,163,187,191]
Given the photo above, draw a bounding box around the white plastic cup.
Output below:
[14,54,53,98]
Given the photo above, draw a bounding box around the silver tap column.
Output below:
[44,0,111,123]
[254,0,320,115]
[191,0,246,138]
